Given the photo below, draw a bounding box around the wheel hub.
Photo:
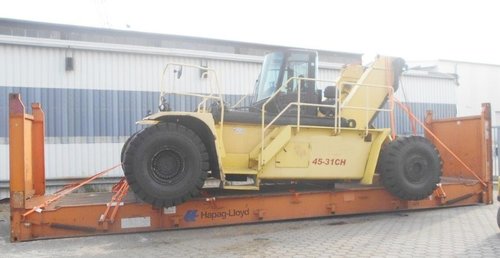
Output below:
[404,155,428,184]
[150,149,185,185]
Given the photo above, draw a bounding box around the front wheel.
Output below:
[378,136,442,200]
[123,122,209,207]
[121,129,143,164]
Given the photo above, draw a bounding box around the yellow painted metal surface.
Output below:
[219,124,263,154]
[142,111,218,134]
[260,126,292,165]
[141,111,388,183]
[215,127,226,158]
[336,64,364,102]
[361,129,390,184]
[258,128,383,179]
[249,127,280,160]
[222,153,250,169]
[275,141,310,168]
[213,121,388,182]
[340,57,395,129]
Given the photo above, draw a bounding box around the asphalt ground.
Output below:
[0,194,499,258]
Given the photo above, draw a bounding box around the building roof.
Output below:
[0,18,362,64]
[438,59,500,67]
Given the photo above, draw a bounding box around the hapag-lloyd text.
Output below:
[200,208,250,220]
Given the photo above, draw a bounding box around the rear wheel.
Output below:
[378,136,442,200]
[123,122,209,207]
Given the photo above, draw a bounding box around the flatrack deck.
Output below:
[8,93,493,242]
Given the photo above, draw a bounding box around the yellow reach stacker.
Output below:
[8,51,494,241]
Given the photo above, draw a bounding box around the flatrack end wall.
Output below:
[425,103,493,204]
[9,93,46,242]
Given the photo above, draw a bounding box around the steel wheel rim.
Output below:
[150,148,186,185]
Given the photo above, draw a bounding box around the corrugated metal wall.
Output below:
[0,43,262,92]
[373,73,457,135]
[0,37,458,198]
[491,127,500,178]
[0,44,262,142]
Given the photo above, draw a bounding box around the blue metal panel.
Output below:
[373,102,457,135]
[1,86,457,141]
[0,88,7,139]
[1,87,160,140]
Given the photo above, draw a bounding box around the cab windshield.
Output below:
[255,52,284,102]
[254,51,316,103]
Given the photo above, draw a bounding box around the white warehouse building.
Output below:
[0,19,459,198]
[409,59,500,124]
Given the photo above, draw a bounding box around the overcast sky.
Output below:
[1,0,499,64]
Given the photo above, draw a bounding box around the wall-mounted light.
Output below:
[65,46,74,72]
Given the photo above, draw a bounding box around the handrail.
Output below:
[158,62,226,128]
[340,82,395,136]
[231,94,251,109]
[260,77,339,166]
[160,63,224,111]
[259,76,395,168]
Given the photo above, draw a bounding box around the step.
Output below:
[249,127,282,159]
[259,125,292,164]
[223,175,259,190]
[223,185,259,190]
[223,168,258,175]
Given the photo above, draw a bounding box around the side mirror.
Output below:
[175,66,183,79]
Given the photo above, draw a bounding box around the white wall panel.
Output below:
[45,142,124,179]
[317,68,341,91]
[0,44,264,97]
[0,143,124,181]
[438,61,500,123]
[396,75,457,104]
[0,36,339,98]
[0,145,7,181]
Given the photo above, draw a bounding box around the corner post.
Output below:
[9,93,27,209]
[480,103,493,204]
[32,103,46,195]
[9,93,28,242]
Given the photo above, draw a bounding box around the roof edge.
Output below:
[0,17,362,57]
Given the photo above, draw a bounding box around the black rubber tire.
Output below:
[121,129,143,164]
[123,122,209,207]
[378,136,442,200]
